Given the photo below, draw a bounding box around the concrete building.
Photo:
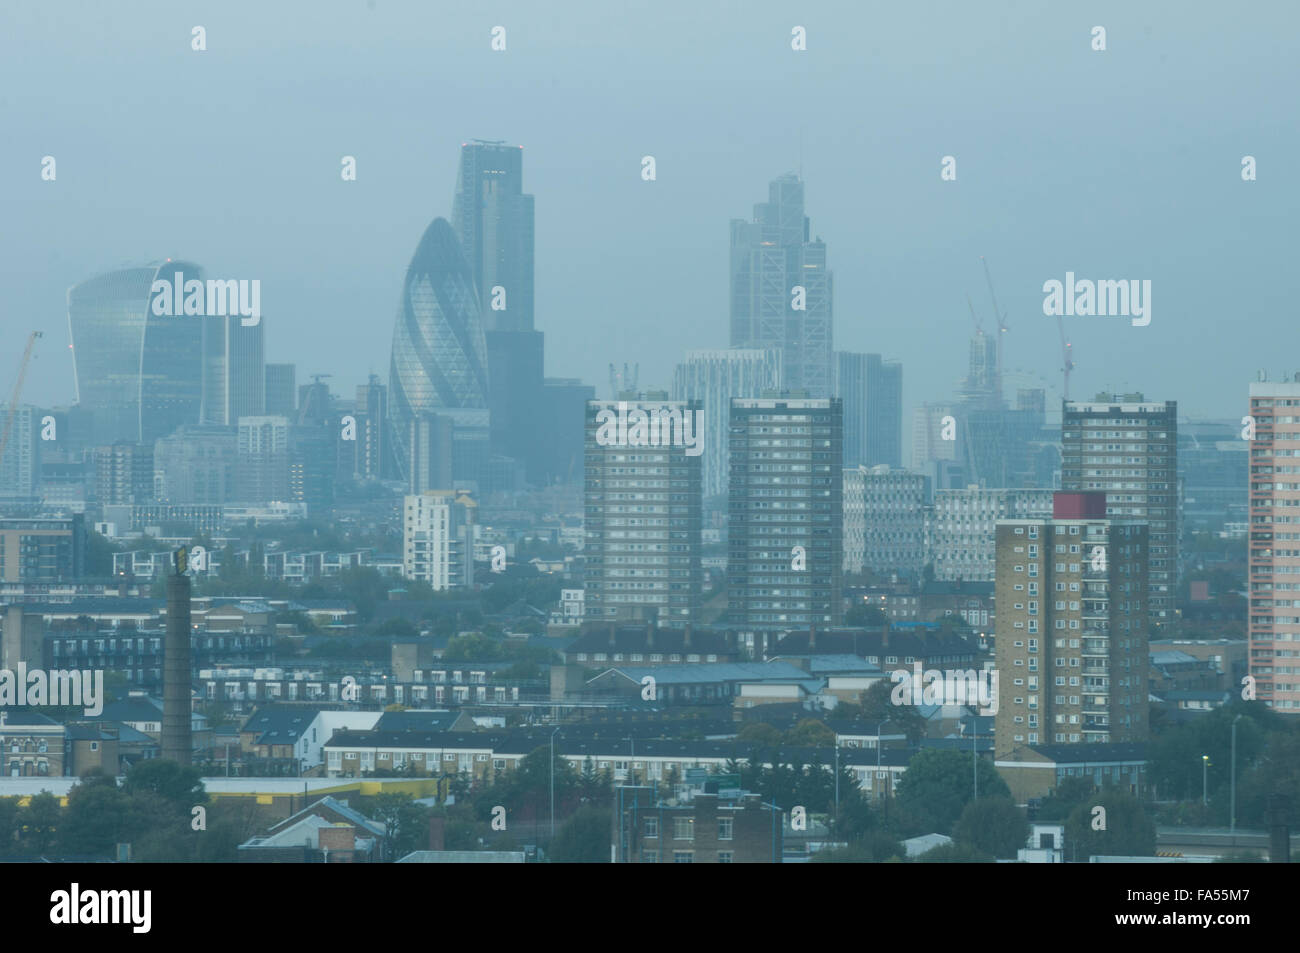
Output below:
[994,492,1150,757]
[931,487,1055,582]
[0,515,86,583]
[583,397,703,624]
[842,465,928,575]
[403,490,476,590]
[729,397,842,628]
[1062,394,1177,634]
[1247,380,1300,714]
[835,352,902,469]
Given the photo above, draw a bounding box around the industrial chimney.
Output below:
[162,547,193,765]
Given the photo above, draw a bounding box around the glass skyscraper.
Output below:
[67,261,205,445]
[388,217,491,487]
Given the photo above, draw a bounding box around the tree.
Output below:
[845,603,887,626]
[0,797,21,855]
[1064,789,1156,860]
[549,806,610,862]
[372,792,429,860]
[893,748,1009,837]
[858,680,926,743]
[785,719,835,747]
[736,722,783,746]
[811,832,904,862]
[1034,775,1095,821]
[122,760,207,813]
[19,791,61,854]
[953,796,1028,859]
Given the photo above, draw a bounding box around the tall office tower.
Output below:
[0,405,38,497]
[94,442,154,505]
[0,515,86,582]
[993,492,1150,756]
[583,396,703,623]
[201,315,265,425]
[154,425,237,504]
[68,261,204,445]
[730,174,833,398]
[389,217,492,490]
[403,489,477,590]
[408,412,453,494]
[840,465,928,575]
[264,363,297,416]
[835,352,903,469]
[1247,380,1300,714]
[451,140,544,479]
[537,378,596,486]
[1062,394,1177,634]
[349,375,391,481]
[235,416,291,502]
[729,397,843,627]
[672,348,783,501]
[931,487,1056,581]
[911,402,959,472]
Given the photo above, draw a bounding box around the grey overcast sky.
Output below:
[2,0,1297,441]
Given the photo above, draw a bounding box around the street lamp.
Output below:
[549,725,561,843]
[1201,754,1210,807]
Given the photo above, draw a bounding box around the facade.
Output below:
[583,397,703,623]
[349,376,390,481]
[911,402,959,472]
[1247,381,1300,714]
[729,174,833,398]
[614,788,783,863]
[94,442,154,506]
[993,493,1150,757]
[671,348,783,501]
[388,217,491,489]
[236,416,291,503]
[1179,418,1249,535]
[729,397,843,627]
[0,404,39,498]
[67,261,204,446]
[842,465,928,575]
[1062,395,1177,633]
[202,314,265,425]
[153,425,238,504]
[403,490,476,590]
[835,352,902,469]
[931,487,1055,582]
[264,363,296,417]
[537,378,595,486]
[0,516,86,583]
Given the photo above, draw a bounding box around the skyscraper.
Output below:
[835,352,902,469]
[202,315,265,425]
[0,405,38,498]
[729,396,843,628]
[671,348,782,501]
[730,174,833,397]
[236,416,291,503]
[264,363,296,417]
[451,140,544,479]
[583,396,703,623]
[389,217,492,489]
[1062,394,1178,634]
[67,262,204,445]
[993,492,1150,755]
[1247,380,1300,715]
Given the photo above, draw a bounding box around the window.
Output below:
[645,817,659,837]
[493,759,505,770]
[673,816,695,840]
[718,817,734,840]
[673,851,693,863]
[718,851,734,864]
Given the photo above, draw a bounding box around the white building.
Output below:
[843,465,929,574]
[403,490,476,590]
[931,487,1055,581]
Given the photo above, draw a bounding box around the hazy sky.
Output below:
[3,0,1297,445]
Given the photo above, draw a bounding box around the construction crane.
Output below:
[0,331,42,468]
[980,256,1008,405]
[1057,315,1075,401]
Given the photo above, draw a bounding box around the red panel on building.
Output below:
[1053,492,1107,519]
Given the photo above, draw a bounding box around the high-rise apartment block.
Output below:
[1062,395,1177,633]
[994,492,1150,756]
[94,442,155,505]
[729,397,842,627]
[403,490,476,590]
[583,397,703,623]
[1247,381,1300,714]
